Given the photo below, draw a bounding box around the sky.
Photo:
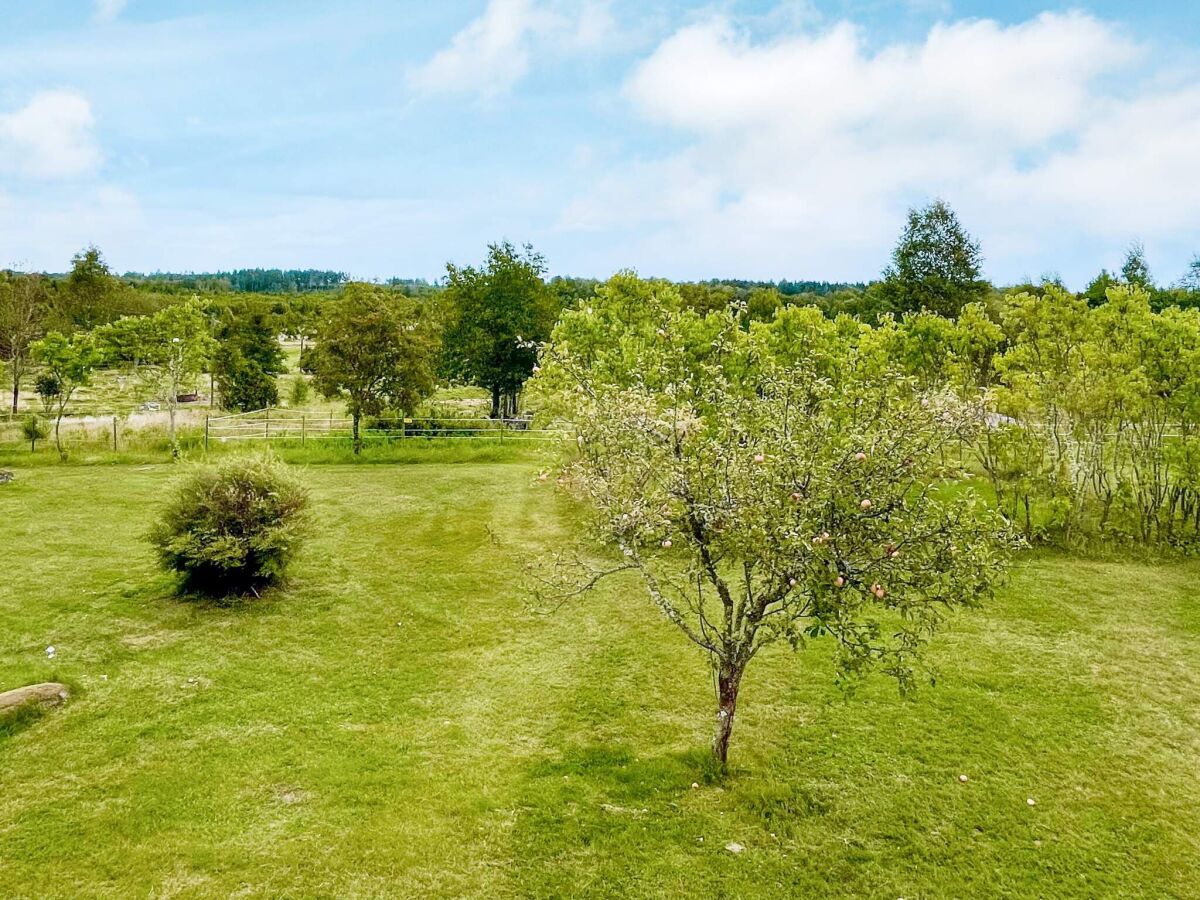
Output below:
[1,0,1199,288]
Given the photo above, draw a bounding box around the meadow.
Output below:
[2,456,1198,898]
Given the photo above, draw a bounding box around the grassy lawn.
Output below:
[1,461,1198,898]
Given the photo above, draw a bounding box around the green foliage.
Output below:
[1084,268,1120,307]
[0,273,48,414]
[287,374,310,407]
[123,268,348,293]
[34,372,61,409]
[309,283,439,452]
[95,298,217,448]
[880,200,989,317]
[149,454,310,596]
[30,330,101,458]
[442,241,557,418]
[214,349,278,411]
[212,309,285,411]
[1121,241,1152,288]
[52,245,133,330]
[535,273,1017,765]
[1181,254,1200,293]
[20,414,47,443]
[967,283,1200,548]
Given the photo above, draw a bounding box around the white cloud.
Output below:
[93,0,127,23]
[0,90,102,180]
[563,10,1200,284]
[626,12,1136,144]
[984,86,1200,237]
[408,0,614,97]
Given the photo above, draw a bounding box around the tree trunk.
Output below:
[490,384,501,419]
[713,662,743,768]
[168,402,177,454]
[352,412,362,454]
[10,376,17,416]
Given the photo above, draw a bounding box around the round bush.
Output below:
[150,455,310,596]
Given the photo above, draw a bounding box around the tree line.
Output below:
[120,268,350,294]
[4,202,1200,478]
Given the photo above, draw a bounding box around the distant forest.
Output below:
[105,269,862,297]
[119,269,351,293]
[699,278,868,296]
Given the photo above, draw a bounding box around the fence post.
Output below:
[112,416,118,452]
[204,415,210,452]
[301,415,306,447]
[265,407,270,442]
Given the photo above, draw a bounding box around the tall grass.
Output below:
[0,430,554,468]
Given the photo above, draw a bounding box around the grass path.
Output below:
[1,463,1198,898]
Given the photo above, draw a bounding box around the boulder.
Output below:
[0,682,70,717]
[0,470,13,484]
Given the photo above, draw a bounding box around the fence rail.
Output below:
[204,410,567,447]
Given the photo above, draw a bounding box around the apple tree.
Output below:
[532,276,1017,768]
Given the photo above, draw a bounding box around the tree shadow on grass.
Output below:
[156,576,299,614]
[509,742,711,860]
[500,741,844,897]
[526,742,720,793]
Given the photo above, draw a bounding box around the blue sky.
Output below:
[2,1,1199,287]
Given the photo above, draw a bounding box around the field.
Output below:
[2,459,1199,898]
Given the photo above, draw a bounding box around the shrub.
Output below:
[150,454,310,596]
[21,414,47,444]
[287,375,310,407]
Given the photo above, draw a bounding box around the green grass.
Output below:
[0,435,554,469]
[1,462,1198,898]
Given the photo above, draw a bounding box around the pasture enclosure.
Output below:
[203,408,568,447]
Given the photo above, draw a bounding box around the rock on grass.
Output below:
[0,683,70,720]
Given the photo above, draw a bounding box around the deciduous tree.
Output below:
[309,283,438,453]
[443,242,556,419]
[533,277,1015,768]
[96,299,216,451]
[0,273,48,414]
[56,246,124,330]
[30,331,101,459]
[880,200,988,317]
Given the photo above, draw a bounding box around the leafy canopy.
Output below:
[442,241,556,414]
[533,274,1017,764]
[309,283,439,449]
[880,200,988,317]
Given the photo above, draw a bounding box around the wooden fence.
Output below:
[204,409,567,448]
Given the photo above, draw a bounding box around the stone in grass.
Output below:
[725,842,745,854]
[0,682,70,718]
[0,470,13,485]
